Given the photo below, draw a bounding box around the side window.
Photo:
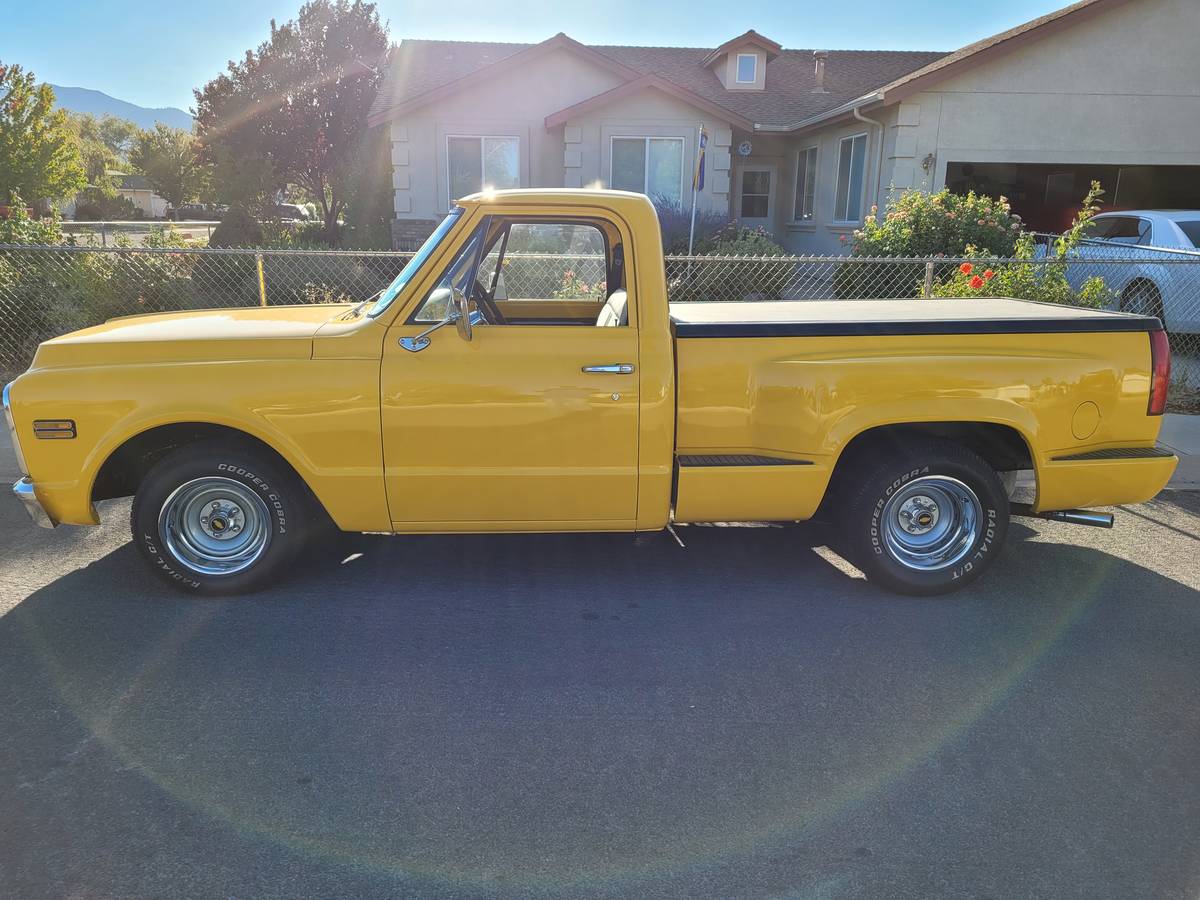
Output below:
[1136,218,1153,245]
[1091,216,1140,243]
[410,222,486,322]
[494,222,609,304]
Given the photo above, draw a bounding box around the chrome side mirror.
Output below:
[453,287,472,342]
[398,288,459,353]
[397,287,473,352]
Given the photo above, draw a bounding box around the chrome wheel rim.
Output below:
[881,476,981,571]
[158,477,271,576]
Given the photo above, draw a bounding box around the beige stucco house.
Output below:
[370,0,1200,253]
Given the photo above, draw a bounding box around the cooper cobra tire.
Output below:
[131,440,311,595]
[837,439,1009,596]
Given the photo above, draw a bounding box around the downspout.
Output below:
[853,107,886,216]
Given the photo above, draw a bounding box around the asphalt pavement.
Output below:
[1,442,1198,898]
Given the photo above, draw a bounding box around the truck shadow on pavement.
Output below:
[1,500,1198,899]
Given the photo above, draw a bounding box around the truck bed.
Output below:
[668,296,1166,524]
[668,297,1160,337]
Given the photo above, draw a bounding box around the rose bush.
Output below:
[929,182,1110,308]
[834,188,1022,299]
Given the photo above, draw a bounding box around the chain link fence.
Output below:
[2,244,1198,406]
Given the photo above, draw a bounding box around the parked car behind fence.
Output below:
[1042,211,1200,333]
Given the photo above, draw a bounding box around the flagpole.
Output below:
[687,122,703,258]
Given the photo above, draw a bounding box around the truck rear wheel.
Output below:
[837,439,1008,595]
[131,440,310,595]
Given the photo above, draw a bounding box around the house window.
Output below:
[794,146,817,221]
[736,53,757,84]
[834,133,868,222]
[740,169,771,219]
[610,137,684,205]
[447,136,519,202]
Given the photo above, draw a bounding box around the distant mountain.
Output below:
[49,84,192,131]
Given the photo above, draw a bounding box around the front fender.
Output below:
[13,358,389,531]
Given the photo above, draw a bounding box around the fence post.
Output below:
[922,261,935,298]
[255,253,267,307]
[100,224,107,249]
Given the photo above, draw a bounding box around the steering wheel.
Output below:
[471,279,507,325]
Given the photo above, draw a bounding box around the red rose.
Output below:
[969,275,985,289]
[959,262,973,275]
[983,269,995,280]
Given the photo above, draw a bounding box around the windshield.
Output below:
[367,208,464,317]
[1175,219,1200,248]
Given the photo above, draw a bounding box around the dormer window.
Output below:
[735,53,757,84]
[702,30,779,91]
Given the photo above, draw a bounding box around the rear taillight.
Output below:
[1148,329,1171,416]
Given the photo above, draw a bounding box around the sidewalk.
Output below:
[1,417,1198,491]
[1159,413,1200,490]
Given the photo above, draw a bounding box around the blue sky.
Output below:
[3,0,1071,112]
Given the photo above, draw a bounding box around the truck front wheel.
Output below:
[837,440,1009,595]
[131,441,310,595]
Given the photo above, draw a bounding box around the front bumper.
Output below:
[13,477,57,529]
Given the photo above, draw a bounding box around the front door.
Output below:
[381,215,640,530]
[737,164,776,233]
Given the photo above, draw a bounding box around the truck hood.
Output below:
[30,304,357,370]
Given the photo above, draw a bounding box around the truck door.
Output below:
[381,214,640,529]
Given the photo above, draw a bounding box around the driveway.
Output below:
[1,455,1198,898]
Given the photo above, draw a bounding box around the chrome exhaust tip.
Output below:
[1040,509,1115,528]
[1011,503,1114,529]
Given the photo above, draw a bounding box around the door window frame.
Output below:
[408,214,629,327]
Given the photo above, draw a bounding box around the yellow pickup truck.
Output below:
[4,190,1177,596]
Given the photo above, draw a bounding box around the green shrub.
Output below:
[849,187,1021,257]
[834,188,1022,299]
[195,207,264,306]
[929,182,1110,308]
[209,207,264,248]
[0,195,63,244]
[671,222,795,302]
[74,188,140,221]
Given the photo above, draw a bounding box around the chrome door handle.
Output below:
[582,364,635,374]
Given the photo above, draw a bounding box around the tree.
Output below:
[69,113,122,187]
[339,122,393,247]
[96,115,139,159]
[193,0,388,240]
[0,61,86,203]
[130,124,206,210]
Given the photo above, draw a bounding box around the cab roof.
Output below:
[455,188,657,213]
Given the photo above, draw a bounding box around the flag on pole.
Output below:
[692,127,708,192]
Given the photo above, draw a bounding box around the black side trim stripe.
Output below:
[677,454,813,467]
[1052,445,1175,461]
[672,317,1162,338]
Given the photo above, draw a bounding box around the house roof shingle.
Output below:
[369,1,1130,131]
[368,37,945,129]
